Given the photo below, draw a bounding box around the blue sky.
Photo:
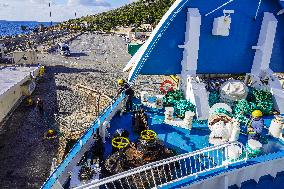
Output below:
[0,0,135,22]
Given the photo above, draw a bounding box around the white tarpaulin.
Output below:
[220,80,248,102]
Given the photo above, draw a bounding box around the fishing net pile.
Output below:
[205,79,274,124]
[104,144,145,174]
[209,91,220,107]
[163,90,195,118]
[104,139,175,175]
[79,165,95,181]
[233,88,273,124]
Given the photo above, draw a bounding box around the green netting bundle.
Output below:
[246,87,256,102]
[242,87,273,115]
[163,89,196,118]
[163,90,184,106]
[234,114,250,125]
[256,101,273,115]
[174,99,196,118]
[209,91,220,107]
[234,99,253,115]
[233,99,256,125]
[252,88,272,102]
[232,87,274,124]
[214,107,232,117]
[252,88,273,115]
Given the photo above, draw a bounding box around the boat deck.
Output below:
[103,99,284,159]
[43,95,284,189]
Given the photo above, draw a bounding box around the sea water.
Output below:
[0,20,54,37]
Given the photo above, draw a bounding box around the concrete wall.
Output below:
[0,84,23,123]
[0,67,39,123]
[13,51,37,65]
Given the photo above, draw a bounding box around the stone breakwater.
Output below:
[0,29,80,53]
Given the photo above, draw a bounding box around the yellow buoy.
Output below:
[26,97,33,106]
[48,129,54,135]
[117,79,125,86]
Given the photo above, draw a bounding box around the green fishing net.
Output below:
[214,107,232,117]
[174,100,196,118]
[233,88,273,124]
[208,91,220,107]
[163,90,184,106]
[163,90,195,118]
[252,88,273,115]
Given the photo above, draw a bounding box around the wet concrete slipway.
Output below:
[0,33,165,189]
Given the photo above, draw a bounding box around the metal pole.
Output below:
[49,1,54,44]
[49,2,52,26]
[255,0,262,20]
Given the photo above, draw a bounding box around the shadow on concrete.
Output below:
[0,66,60,189]
[47,65,106,74]
[56,85,72,92]
[70,52,88,57]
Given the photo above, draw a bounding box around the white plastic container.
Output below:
[165,107,174,120]
[140,91,149,102]
[227,145,242,160]
[184,111,195,130]
[269,116,284,139]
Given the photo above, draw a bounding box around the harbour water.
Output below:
[0,20,55,37]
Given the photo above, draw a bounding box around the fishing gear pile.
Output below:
[163,90,184,106]
[208,91,220,107]
[233,88,273,124]
[163,90,195,118]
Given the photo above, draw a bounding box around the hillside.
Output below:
[60,0,175,31]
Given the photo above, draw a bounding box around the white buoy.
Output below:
[226,145,242,160]
[269,115,284,139]
[229,118,241,142]
[99,121,110,143]
[248,139,262,151]
[165,107,174,121]
[184,111,195,130]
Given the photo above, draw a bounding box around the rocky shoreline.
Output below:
[0,28,81,53]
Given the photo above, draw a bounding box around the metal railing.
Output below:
[75,141,247,189]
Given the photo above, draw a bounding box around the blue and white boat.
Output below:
[42,0,284,188]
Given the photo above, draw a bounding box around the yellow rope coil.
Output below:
[112,137,130,149]
[141,130,157,141]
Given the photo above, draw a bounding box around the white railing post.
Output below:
[225,146,229,168]
[151,168,157,188]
